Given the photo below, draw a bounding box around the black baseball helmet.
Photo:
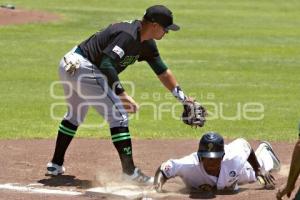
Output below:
[197,132,225,158]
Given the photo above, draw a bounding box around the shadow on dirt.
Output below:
[176,187,248,199]
[38,175,93,189]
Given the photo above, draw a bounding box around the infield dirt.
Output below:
[0,139,299,200]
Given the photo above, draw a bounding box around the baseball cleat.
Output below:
[257,141,281,172]
[122,168,154,186]
[46,162,65,176]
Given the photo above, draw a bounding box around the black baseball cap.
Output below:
[143,5,180,31]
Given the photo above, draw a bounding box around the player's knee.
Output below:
[109,114,129,128]
[63,105,88,126]
[64,116,82,127]
[64,113,87,127]
[236,138,252,151]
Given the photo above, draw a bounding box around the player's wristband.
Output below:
[172,85,186,103]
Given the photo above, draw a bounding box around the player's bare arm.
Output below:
[158,69,178,93]
[158,68,192,102]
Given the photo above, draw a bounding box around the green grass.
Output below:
[1,0,300,141]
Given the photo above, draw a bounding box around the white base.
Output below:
[85,185,153,199]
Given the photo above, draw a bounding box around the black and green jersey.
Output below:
[78,20,168,94]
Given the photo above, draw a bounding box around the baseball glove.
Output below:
[182,99,206,127]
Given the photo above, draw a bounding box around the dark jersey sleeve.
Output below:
[147,56,168,75]
[99,55,125,95]
[138,39,168,75]
[102,32,135,63]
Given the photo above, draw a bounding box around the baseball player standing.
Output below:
[46,5,206,185]
[154,132,281,192]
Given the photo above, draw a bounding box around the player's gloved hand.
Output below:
[182,98,207,128]
[154,166,167,193]
[256,168,275,190]
[63,52,80,76]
